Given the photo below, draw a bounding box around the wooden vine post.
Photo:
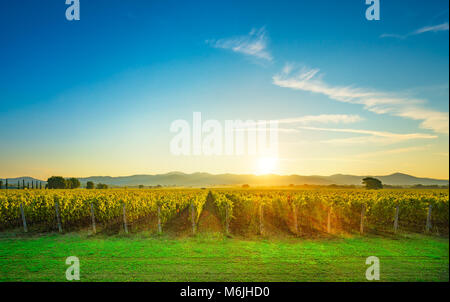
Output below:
[191,202,196,235]
[426,204,432,233]
[292,204,298,235]
[90,202,96,234]
[122,203,128,234]
[20,203,28,233]
[360,204,365,235]
[259,203,264,235]
[225,204,229,235]
[55,200,62,233]
[157,205,162,235]
[327,206,332,234]
[393,205,399,233]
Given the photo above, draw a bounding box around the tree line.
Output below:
[47,177,108,189]
[0,179,44,190]
[0,177,108,189]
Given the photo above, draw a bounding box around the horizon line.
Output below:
[1,171,449,182]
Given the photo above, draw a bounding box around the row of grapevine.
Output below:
[0,189,207,233]
[0,188,448,235]
[212,189,449,235]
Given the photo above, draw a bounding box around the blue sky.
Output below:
[0,0,448,179]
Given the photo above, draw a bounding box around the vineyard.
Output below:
[0,188,448,236]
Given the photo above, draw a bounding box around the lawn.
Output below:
[0,232,448,282]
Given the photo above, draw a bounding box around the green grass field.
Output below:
[0,232,448,282]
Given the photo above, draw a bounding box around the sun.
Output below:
[256,157,278,175]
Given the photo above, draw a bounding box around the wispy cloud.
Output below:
[285,146,431,163]
[356,145,431,158]
[414,22,450,34]
[299,127,437,140]
[434,152,449,157]
[321,136,424,145]
[207,27,272,61]
[277,114,363,125]
[380,22,449,39]
[232,114,362,135]
[273,66,449,134]
[233,127,299,133]
[298,126,437,143]
[246,114,363,127]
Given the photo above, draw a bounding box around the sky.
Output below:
[0,0,448,180]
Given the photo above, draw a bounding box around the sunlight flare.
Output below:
[256,157,278,175]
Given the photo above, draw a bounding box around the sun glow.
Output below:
[256,157,278,175]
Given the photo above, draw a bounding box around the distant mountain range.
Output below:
[2,172,448,187]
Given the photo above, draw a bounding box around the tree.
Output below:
[47,176,67,189]
[242,184,250,188]
[362,177,383,190]
[138,185,144,189]
[18,181,20,189]
[5,179,8,190]
[66,178,81,189]
[96,183,108,189]
[86,181,95,189]
[0,180,3,189]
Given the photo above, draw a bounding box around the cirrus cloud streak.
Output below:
[207,27,272,61]
[380,22,449,39]
[273,66,449,134]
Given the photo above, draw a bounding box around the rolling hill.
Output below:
[3,172,447,187]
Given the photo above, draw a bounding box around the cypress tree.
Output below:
[22,179,25,189]
[5,179,8,190]
[18,181,20,189]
